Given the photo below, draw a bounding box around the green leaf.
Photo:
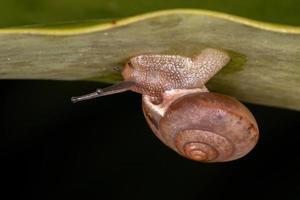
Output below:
[0,9,300,110]
[1,0,300,27]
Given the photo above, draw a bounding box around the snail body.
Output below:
[71,48,259,163]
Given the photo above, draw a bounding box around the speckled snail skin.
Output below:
[71,48,259,163]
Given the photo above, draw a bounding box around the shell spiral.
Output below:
[143,92,259,162]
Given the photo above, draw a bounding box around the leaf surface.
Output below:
[0,9,300,110]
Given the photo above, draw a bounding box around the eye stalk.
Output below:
[113,66,122,72]
[71,81,136,103]
[127,61,134,68]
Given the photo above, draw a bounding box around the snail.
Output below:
[71,48,259,163]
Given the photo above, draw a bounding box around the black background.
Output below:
[1,80,300,199]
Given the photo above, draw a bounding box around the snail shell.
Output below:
[142,89,259,162]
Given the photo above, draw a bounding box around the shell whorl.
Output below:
[143,92,259,162]
[174,130,233,162]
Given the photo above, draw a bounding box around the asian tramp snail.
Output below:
[71,48,259,163]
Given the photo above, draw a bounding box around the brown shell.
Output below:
[143,92,259,162]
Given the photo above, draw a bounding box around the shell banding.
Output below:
[142,89,259,162]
